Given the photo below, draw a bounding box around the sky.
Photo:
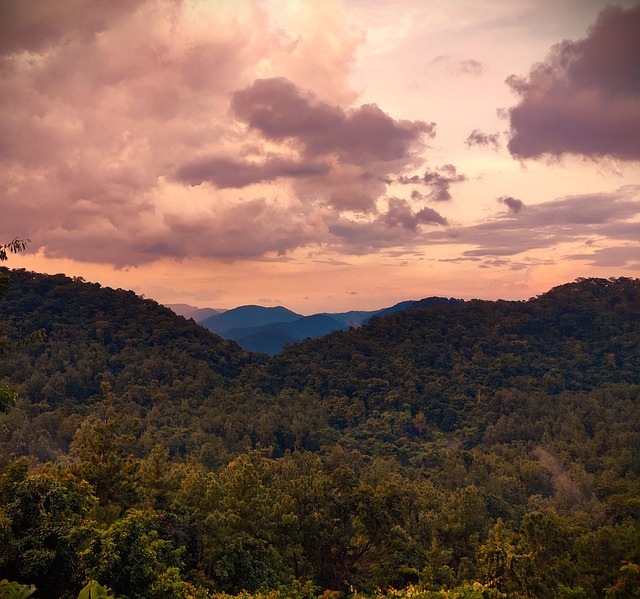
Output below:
[1,0,639,313]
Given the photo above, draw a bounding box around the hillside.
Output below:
[0,271,639,598]
[264,277,640,437]
[0,268,258,461]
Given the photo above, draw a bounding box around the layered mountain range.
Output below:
[168,298,461,354]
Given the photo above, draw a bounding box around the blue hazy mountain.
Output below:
[166,303,223,322]
[199,305,302,336]
[225,314,347,354]
[197,297,460,355]
[324,300,420,326]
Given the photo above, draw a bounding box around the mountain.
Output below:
[265,277,640,433]
[165,303,223,322]
[1,271,639,598]
[0,267,256,459]
[323,299,421,326]
[200,304,302,336]
[201,298,461,354]
[227,313,347,354]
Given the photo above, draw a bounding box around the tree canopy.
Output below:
[0,270,638,597]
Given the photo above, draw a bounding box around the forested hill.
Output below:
[1,270,639,598]
[263,277,639,431]
[0,268,259,459]
[0,268,254,386]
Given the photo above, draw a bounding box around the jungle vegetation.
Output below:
[0,267,638,598]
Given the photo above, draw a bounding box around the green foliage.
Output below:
[80,509,186,599]
[0,240,30,414]
[0,460,96,597]
[0,383,17,414]
[604,562,640,598]
[77,581,117,599]
[71,383,144,518]
[0,273,639,597]
[0,580,36,599]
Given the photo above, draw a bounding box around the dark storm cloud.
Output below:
[174,156,330,188]
[425,186,640,258]
[506,5,640,161]
[465,129,500,151]
[498,196,524,213]
[231,77,435,166]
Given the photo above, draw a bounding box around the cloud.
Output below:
[398,164,467,202]
[384,198,448,229]
[506,5,640,161]
[566,246,640,269]
[425,185,640,258]
[421,164,467,202]
[174,156,330,188]
[0,1,442,265]
[497,196,524,213]
[431,55,486,76]
[231,77,435,167]
[465,129,500,151]
[0,0,154,55]
[159,199,325,260]
[328,198,448,251]
[37,197,331,266]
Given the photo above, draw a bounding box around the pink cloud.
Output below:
[174,156,330,188]
[507,5,640,161]
[231,77,435,167]
[0,0,155,55]
[0,1,441,266]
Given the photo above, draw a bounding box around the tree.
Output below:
[0,238,29,263]
[80,509,185,599]
[0,459,96,597]
[0,579,36,598]
[70,384,143,519]
[0,238,30,413]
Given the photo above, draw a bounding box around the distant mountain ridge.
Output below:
[193,297,462,354]
[224,314,347,355]
[166,303,223,322]
[200,305,302,336]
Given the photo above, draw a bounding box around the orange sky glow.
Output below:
[2,0,639,313]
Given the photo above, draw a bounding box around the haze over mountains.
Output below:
[168,298,461,354]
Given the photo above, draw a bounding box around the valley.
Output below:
[0,269,638,598]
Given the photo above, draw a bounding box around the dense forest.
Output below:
[0,267,638,598]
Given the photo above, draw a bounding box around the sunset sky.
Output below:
[2,0,639,313]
